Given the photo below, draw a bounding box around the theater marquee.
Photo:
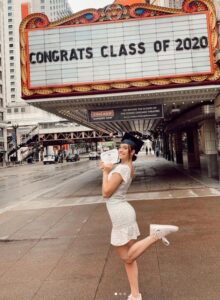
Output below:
[20,0,219,99]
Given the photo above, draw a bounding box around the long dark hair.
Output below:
[127,144,137,161]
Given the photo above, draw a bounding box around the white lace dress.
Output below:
[105,164,140,246]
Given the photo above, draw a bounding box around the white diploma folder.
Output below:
[100,149,119,164]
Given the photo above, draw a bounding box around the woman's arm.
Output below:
[102,171,123,198]
[100,163,123,198]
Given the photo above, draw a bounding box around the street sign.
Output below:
[88,104,163,123]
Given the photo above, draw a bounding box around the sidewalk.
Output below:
[0,155,219,299]
[0,194,220,300]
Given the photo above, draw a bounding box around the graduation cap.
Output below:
[121,132,144,154]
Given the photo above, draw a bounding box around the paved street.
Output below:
[0,154,220,299]
[0,153,219,213]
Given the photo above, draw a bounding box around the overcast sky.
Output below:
[68,0,113,12]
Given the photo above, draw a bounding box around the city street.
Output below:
[0,157,102,214]
[1,154,220,214]
[1,0,220,298]
[0,155,220,299]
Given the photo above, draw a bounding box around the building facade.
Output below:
[2,0,75,162]
[30,0,72,21]
[2,0,23,107]
[0,0,7,166]
[150,0,182,8]
[3,0,71,109]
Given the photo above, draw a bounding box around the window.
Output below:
[0,85,2,93]
[8,0,12,3]
[11,82,15,86]
[11,94,15,98]
[0,112,3,121]
[9,44,13,47]
[41,6,45,10]
[41,0,45,2]
[8,19,12,22]
[10,75,14,79]
[0,128,3,137]
[8,12,12,16]
[10,63,14,67]
[11,88,15,92]
[10,69,14,73]
[7,108,11,113]
[9,50,14,54]
[9,31,13,35]
[0,99,3,107]
[9,37,13,41]
[10,56,14,60]
[14,108,18,113]
[0,71,2,80]
[0,58,1,66]
[8,25,13,29]
[21,107,25,113]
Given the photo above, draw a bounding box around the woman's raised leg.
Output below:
[118,225,179,264]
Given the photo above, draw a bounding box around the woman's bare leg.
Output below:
[124,260,139,298]
[116,236,157,264]
[115,241,139,298]
[126,235,157,263]
[115,238,157,298]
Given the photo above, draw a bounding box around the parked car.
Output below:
[43,155,56,165]
[89,151,100,160]
[66,153,80,162]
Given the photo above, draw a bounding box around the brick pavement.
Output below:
[0,196,220,300]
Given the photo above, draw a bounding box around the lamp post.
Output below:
[12,124,18,163]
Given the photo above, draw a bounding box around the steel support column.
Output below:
[174,131,183,164]
[203,119,218,178]
[186,127,200,169]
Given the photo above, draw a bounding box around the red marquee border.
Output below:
[20,0,219,99]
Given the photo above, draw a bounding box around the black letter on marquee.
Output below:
[138,42,145,54]
[77,48,85,60]
[52,50,59,62]
[154,41,162,53]
[110,45,117,57]
[101,46,108,58]
[86,47,93,59]
[70,49,78,60]
[60,50,68,61]
[119,44,128,56]
[128,43,136,55]
[36,52,44,63]
[29,53,36,64]
[44,51,52,63]
[163,40,170,52]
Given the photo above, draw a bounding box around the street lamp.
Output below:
[12,124,18,163]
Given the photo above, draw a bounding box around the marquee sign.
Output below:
[27,13,212,89]
[20,0,219,99]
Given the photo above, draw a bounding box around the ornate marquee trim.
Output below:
[20,0,219,98]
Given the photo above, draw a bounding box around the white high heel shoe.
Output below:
[150,224,179,246]
[127,293,142,300]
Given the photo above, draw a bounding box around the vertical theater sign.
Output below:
[20,0,219,99]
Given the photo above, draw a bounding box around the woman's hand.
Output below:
[99,161,113,173]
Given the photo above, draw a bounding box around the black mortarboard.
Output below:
[121,132,144,154]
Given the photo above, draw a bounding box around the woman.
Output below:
[99,133,179,300]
